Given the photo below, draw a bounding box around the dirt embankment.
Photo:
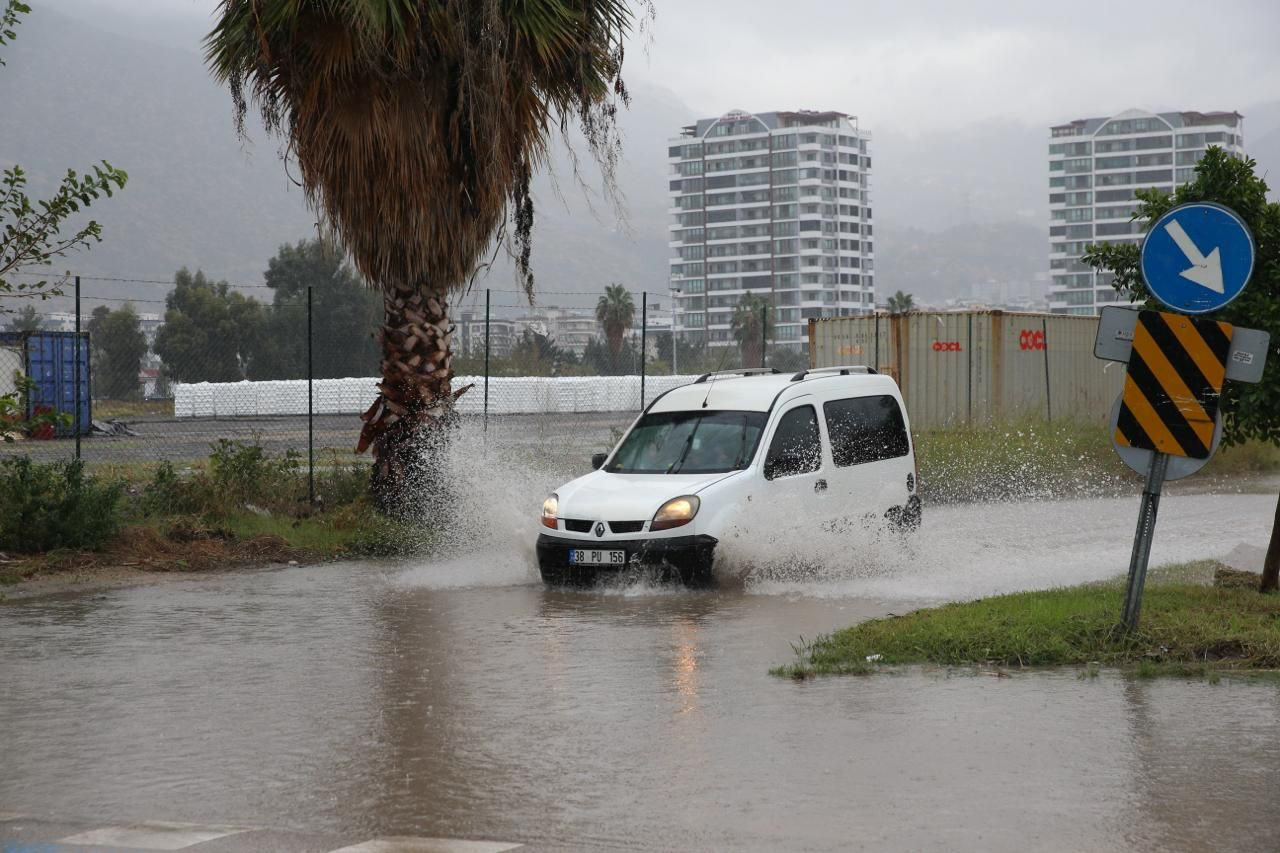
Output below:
[0,525,313,600]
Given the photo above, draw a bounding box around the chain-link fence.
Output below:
[0,276,723,486]
[2,274,1118,495]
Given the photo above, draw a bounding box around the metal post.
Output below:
[672,302,678,376]
[967,313,974,425]
[74,275,81,460]
[483,289,490,433]
[1121,452,1170,631]
[1042,316,1052,422]
[640,291,647,409]
[874,312,880,369]
[760,303,768,369]
[307,285,314,506]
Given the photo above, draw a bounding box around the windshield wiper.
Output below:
[667,418,703,474]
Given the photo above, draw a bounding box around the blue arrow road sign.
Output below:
[1140,202,1255,314]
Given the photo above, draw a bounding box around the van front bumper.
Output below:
[536,532,717,577]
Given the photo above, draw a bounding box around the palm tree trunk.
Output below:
[357,283,469,516]
[607,329,622,373]
[1260,492,1280,592]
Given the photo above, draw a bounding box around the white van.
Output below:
[536,367,920,585]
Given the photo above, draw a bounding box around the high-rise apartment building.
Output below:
[668,109,874,354]
[1047,108,1245,315]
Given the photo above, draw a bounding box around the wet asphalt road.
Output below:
[3,490,1280,852]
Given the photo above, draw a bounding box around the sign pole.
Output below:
[1121,451,1169,631]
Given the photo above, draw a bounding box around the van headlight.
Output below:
[651,495,700,531]
[541,494,559,530]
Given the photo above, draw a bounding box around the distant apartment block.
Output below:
[1047,108,1245,315]
[461,316,516,358]
[669,109,874,353]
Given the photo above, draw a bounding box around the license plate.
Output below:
[568,548,626,566]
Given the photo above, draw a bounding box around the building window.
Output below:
[1096,155,1134,170]
[1060,290,1094,306]
[1096,188,1135,203]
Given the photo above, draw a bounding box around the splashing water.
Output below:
[392,416,1274,602]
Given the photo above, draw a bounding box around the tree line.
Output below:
[12,241,819,400]
[153,239,380,385]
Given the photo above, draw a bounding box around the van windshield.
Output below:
[606,410,768,475]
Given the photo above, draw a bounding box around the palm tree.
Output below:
[205,0,644,510]
[731,292,771,369]
[595,283,635,370]
[886,290,916,315]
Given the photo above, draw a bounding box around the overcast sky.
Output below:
[55,0,1280,135]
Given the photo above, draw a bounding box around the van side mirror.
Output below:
[591,452,608,470]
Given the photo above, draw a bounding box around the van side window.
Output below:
[764,405,822,480]
[824,395,909,467]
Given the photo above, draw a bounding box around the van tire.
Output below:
[901,496,922,532]
[676,561,715,588]
[886,496,922,534]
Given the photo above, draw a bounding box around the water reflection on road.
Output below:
[3,492,1280,851]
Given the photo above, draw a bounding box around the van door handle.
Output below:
[814,479,828,493]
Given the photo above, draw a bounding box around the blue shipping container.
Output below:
[0,331,92,437]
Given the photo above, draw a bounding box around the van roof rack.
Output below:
[789,365,877,382]
[692,367,780,384]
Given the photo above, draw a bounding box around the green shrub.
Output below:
[208,439,302,504]
[0,457,124,553]
[135,442,370,520]
[313,453,370,508]
[136,461,200,517]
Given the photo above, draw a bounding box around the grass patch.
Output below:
[914,419,1280,503]
[775,575,1280,680]
[0,441,433,590]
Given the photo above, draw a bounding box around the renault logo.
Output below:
[594,522,605,538]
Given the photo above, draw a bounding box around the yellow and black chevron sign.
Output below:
[1116,310,1234,459]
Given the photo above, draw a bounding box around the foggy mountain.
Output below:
[4,2,1278,316]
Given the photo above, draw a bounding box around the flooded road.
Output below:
[3,490,1280,851]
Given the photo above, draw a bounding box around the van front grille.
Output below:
[609,521,645,534]
[563,519,594,533]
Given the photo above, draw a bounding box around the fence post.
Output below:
[967,312,974,425]
[483,289,490,432]
[1042,316,1052,422]
[874,311,880,370]
[761,303,767,369]
[640,291,647,409]
[672,305,677,376]
[307,285,314,506]
[74,275,81,461]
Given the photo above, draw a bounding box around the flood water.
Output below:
[3,491,1280,851]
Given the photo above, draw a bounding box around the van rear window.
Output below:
[823,395,909,467]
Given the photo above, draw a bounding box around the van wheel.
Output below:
[677,563,715,588]
[885,497,922,534]
[668,553,715,588]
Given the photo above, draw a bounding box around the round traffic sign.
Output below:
[1140,202,1254,315]
[1108,394,1221,480]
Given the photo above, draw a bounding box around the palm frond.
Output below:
[204,0,645,298]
